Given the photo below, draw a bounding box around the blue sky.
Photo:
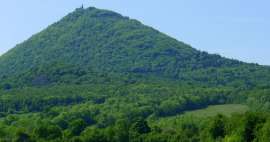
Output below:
[0,0,269,65]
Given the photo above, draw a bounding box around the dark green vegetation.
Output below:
[0,7,270,141]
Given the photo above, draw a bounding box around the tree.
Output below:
[70,119,87,136]
[3,83,12,90]
[113,120,130,142]
[224,134,243,142]
[256,120,270,142]
[208,114,226,140]
[53,117,69,129]
[34,122,62,140]
[82,128,108,142]
[131,118,151,134]
[158,99,183,116]
[14,130,33,142]
[242,112,265,142]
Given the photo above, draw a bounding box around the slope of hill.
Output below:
[1,7,269,89]
[0,7,270,142]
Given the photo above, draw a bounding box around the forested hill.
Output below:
[1,7,270,142]
[0,7,270,89]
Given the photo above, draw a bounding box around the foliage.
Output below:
[0,7,269,90]
[0,6,270,142]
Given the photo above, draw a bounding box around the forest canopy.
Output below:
[0,7,270,142]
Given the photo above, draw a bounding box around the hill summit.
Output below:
[0,7,269,89]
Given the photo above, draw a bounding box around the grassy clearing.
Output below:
[151,104,249,129]
[183,104,249,118]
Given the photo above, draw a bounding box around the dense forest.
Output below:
[0,7,270,142]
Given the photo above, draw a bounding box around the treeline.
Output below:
[0,82,268,142]
[1,110,270,142]
[0,83,234,141]
[0,83,231,116]
[0,80,267,142]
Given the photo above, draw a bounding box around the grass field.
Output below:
[183,104,249,118]
[151,104,249,128]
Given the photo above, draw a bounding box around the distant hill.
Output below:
[0,7,270,89]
